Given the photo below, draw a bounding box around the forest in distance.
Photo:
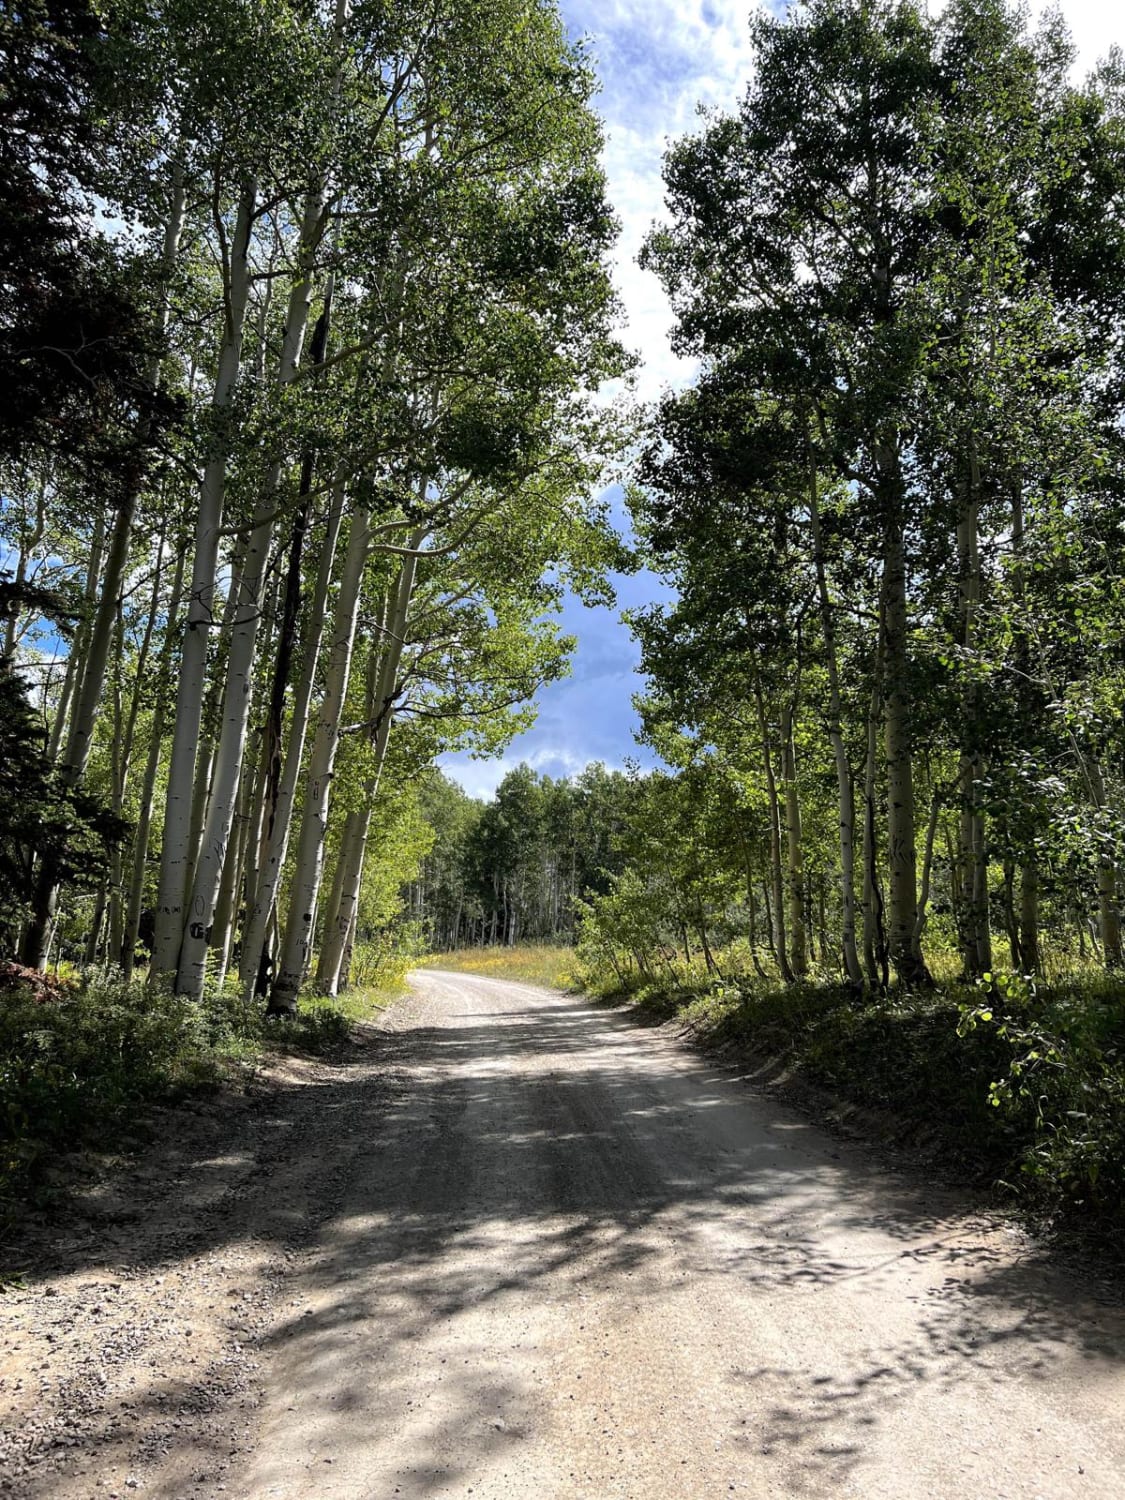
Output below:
[3,0,1125,1239]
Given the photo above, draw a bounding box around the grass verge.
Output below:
[418,944,576,991]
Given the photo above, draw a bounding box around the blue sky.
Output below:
[439,0,1119,800]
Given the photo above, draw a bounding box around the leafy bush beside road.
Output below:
[0,959,398,1223]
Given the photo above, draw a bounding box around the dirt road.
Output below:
[3,970,1124,1499]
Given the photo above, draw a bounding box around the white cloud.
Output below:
[438,743,628,800]
[562,1,765,400]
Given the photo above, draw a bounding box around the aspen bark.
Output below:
[806,450,863,986]
[122,549,186,979]
[862,603,887,989]
[238,478,348,999]
[176,186,330,999]
[269,504,373,1010]
[753,678,793,985]
[314,542,423,998]
[1019,861,1040,974]
[1088,759,1123,968]
[956,476,991,977]
[881,495,928,985]
[780,701,808,978]
[152,178,257,976]
[48,509,105,762]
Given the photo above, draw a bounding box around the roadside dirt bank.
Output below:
[2,971,1123,1499]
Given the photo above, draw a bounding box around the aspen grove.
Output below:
[0,0,627,1007]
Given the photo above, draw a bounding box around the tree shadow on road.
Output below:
[6,988,1124,1499]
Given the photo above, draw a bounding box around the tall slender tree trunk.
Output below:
[1009,484,1040,975]
[913,786,942,953]
[176,191,330,998]
[753,679,793,985]
[956,472,991,977]
[1019,861,1040,974]
[314,541,423,999]
[1002,860,1020,969]
[806,451,863,987]
[122,549,186,978]
[47,512,106,762]
[239,479,347,999]
[780,701,807,978]
[1088,759,1123,968]
[862,600,888,989]
[152,178,257,976]
[269,504,373,1011]
[209,729,258,980]
[20,173,187,970]
[880,483,928,986]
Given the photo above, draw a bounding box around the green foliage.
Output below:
[0,965,386,1217]
[349,924,424,993]
[957,969,1125,1224]
[0,660,125,951]
[415,762,638,950]
[0,970,239,1210]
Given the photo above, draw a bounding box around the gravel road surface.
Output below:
[3,969,1124,1499]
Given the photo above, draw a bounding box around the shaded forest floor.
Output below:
[0,967,399,1227]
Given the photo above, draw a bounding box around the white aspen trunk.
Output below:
[47,510,105,761]
[211,734,262,992]
[269,505,373,1011]
[183,728,218,905]
[956,476,991,978]
[19,509,107,964]
[780,701,807,979]
[175,185,331,999]
[752,678,793,984]
[152,179,257,976]
[1089,759,1123,968]
[108,527,168,955]
[102,608,126,967]
[806,451,863,986]
[239,477,347,1000]
[881,498,928,985]
[319,803,372,997]
[234,732,275,974]
[1019,861,1040,974]
[861,574,888,988]
[317,807,361,980]
[122,548,186,980]
[314,542,423,999]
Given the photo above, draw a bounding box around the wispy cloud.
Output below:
[438,743,632,801]
[562,1,766,400]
